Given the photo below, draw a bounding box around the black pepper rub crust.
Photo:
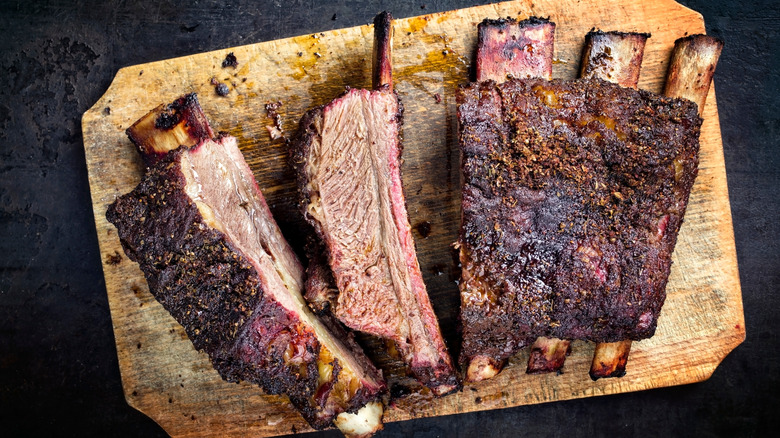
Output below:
[458,77,701,366]
[106,149,321,421]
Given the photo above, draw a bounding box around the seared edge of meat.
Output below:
[526,336,572,374]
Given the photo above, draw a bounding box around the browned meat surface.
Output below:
[291,85,459,396]
[107,97,386,433]
[458,77,702,369]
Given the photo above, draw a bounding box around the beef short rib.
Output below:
[290,12,458,396]
[107,99,386,434]
[458,77,702,370]
[290,84,459,396]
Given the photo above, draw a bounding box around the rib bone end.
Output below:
[526,337,571,374]
[476,16,555,82]
[126,93,214,167]
[663,34,724,112]
[466,355,503,382]
[334,401,384,438]
[372,11,393,90]
[580,30,650,88]
[589,340,632,380]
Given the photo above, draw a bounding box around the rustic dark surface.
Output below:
[0,0,777,437]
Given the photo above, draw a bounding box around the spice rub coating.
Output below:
[106,140,385,429]
[458,77,701,366]
[106,146,321,403]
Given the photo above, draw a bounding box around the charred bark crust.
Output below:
[106,149,323,423]
[458,77,701,366]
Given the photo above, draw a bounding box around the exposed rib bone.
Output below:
[591,340,632,379]
[372,11,393,90]
[125,94,214,166]
[663,34,724,112]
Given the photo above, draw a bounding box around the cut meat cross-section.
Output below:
[290,12,459,396]
[107,94,386,437]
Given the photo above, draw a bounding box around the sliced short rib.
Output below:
[457,77,702,370]
[107,106,385,433]
[291,86,459,396]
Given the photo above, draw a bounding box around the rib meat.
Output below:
[107,95,385,435]
[580,29,649,380]
[588,32,722,380]
[290,12,459,396]
[460,16,557,381]
[458,76,702,376]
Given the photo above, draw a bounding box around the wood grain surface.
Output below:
[81,0,745,436]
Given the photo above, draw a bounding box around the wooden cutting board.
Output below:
[82,0,745,436]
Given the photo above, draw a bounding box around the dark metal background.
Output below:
[1,1,777,436]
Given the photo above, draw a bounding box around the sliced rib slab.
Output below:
[292,84,458,396]
[107,95,385,435]
[290,12,458,396]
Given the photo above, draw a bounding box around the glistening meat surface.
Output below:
[458,77,702,368]
[292,86,459,396]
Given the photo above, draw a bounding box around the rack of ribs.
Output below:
[457,17,719,382]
